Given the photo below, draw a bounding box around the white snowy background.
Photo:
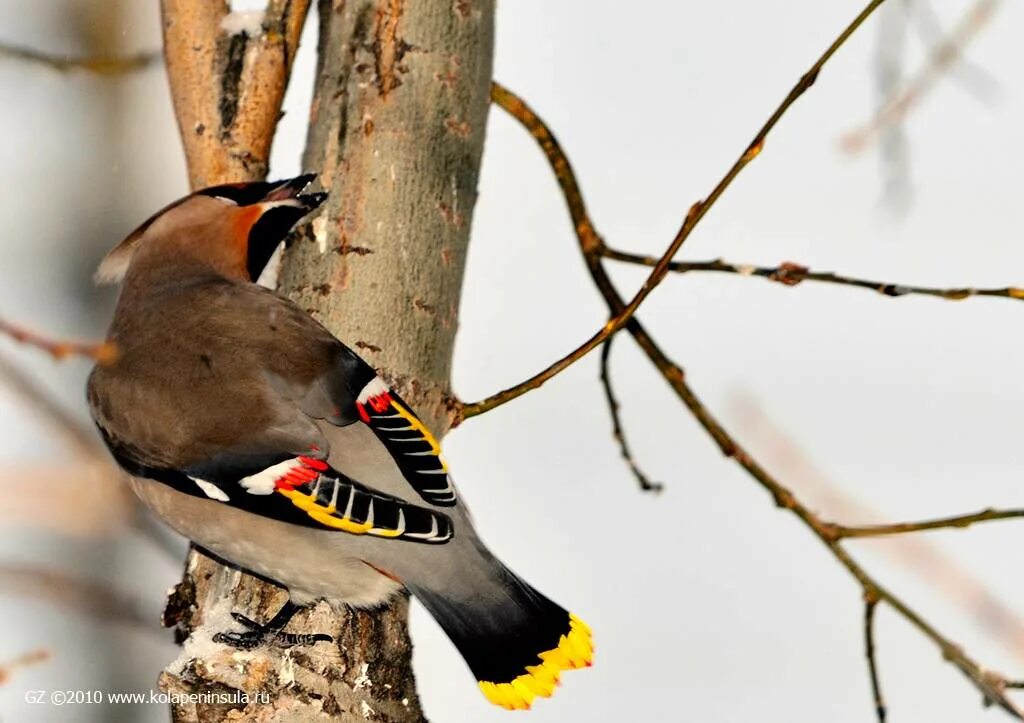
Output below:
[1,1,1023,722]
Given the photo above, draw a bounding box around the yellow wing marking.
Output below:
[388,399,449,472]
[478,613,593,710]
[277,488,402,537]
[369,526,404,538]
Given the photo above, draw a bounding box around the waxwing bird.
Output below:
[86,175,592,710]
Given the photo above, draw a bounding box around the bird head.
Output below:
[95,174,327,285]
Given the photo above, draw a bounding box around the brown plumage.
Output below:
[86,176,593,710]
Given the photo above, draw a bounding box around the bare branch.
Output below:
[489,78,1024,719]
[602,251,1024,304]
[598,337,663,493]
[460,0,891,419]
[0,316,118,364]
[829,508,1024,539]
[0,40,159,74]
[864,595,887,723]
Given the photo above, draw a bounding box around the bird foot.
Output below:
[213,612,333,650]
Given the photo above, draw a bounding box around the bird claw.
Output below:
[213,610,333,650]
[230,612,262,628]
[212,628,270,650]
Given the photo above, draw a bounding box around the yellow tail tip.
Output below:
[478,613,593,710]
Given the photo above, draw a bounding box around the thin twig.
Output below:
[0,316,118,364]
[490,77,1024,717]
[0,565,153,631]
[598,336,663,492]
[0,41,159,74]
[840,0,1000,154]
[830,508,1024,539]
[460,0,890,420]
[602,251,1024,303]
[0,350,105,457]
[864,595,887,722]
[0,350,182,559]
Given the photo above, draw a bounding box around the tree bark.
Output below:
[156,1,494,721]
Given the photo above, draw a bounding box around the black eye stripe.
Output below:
[247,204,324,281]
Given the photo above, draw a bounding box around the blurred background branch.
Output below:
[0,565,152,632]
[841,0,1001,155]
[729,392,1024,664]
[843,0,1002,213]
[0,317,117,363]
[0,39,158,74]
[0,649,50,687]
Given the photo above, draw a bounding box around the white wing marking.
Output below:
[240,458,302,495]
[328,478,341,509]
[342,485,356,519]
[190,476,230,502]
[356,376,389,404]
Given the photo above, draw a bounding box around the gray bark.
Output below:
[281,0,494,422]
[159,1,494,721]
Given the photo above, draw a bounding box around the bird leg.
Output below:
[213,599,333,650]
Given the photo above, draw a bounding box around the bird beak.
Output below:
[262,174,328,213]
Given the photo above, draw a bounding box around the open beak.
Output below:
[197,174,328,211]
[262,174,328,212]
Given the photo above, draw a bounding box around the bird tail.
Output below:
[408,553,593,710]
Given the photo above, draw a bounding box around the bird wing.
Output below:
[183,455,453,544]
[94,416,453,545]
[233,286,459,507]
[88,280,454,542]
[302,352,459,507]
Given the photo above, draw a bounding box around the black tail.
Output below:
[409,559,592,710]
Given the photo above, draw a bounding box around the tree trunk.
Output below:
[156,1,494,720]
